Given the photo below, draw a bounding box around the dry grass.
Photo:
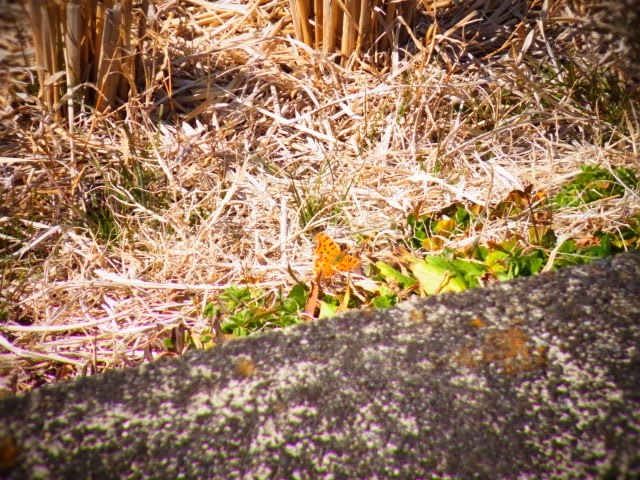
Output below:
[1,0,639,393]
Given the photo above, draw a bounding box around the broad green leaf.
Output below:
[449,258,486,276]
[410,257,467,295]
[375,261,417,289]
[485,249,509,267]
[232,326,247,337]
[372,294,397,309]
[318,301,338,319]
[285,283,309,311]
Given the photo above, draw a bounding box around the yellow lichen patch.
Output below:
[0,436,20,470]
[234,358,257,378]
[408,309,425,322]
[454,345,478,369]
[469,318,486,328]
[453,326,548,375]
[481,327,547,375]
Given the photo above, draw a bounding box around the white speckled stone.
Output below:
[1,252,639,479]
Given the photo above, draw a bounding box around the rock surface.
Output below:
[1,252,640,479]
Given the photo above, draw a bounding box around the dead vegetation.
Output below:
[0,0,639,393]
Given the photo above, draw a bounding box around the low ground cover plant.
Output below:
[197,164,639,345]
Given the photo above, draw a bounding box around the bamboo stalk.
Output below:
[135,0,149,88]
[41,0,63,117]
[286,0,421,67]
[340,0,359,63]
[26,0,46,102]
[289,0,313,46]
[288,0,303,44]
[322,0,342,54]
[65,0,82,91]
[96,4,122,112]
[85,0,98,88]
[314,0,323,49]
[118,0,133,100]
[399,0,417,44]
[355,0,371,56]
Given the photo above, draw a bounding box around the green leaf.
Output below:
[375,261,417,289]
[318,301,338,319]
[552,164,637,209]
[503,249,547,279]
[529,256,544,274]
[276,313,303,328]
[372,289,397,309]
[528,226,557,247]
[558,239,576,254]
[449,258,486,277]
[203,302,219,318]
[232,326,247,337]
[410,257,467,295]
[219,286,253,308]
[613,167,637,189]
[284,283,309,311]
[485,249,509,268]
[220,318,237,333]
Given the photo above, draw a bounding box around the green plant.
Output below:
[203,285,307,338]
[392,165,639,304]
[407,202,482,250]
[295,191,333,229]
[562,62,631,130]
[553,165,637,209]
[83,190,120,243]
[80,146,172,244]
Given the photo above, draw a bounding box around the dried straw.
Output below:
[0,0,638,393]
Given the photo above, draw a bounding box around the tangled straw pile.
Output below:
[0,0,638,392]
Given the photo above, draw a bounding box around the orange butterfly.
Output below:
[313,233,361,278]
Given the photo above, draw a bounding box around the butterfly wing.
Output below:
[314,233,360,277]
[314,233,341,277]
[335,254,361,272]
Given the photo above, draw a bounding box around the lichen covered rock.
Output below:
[1,253,639,478]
